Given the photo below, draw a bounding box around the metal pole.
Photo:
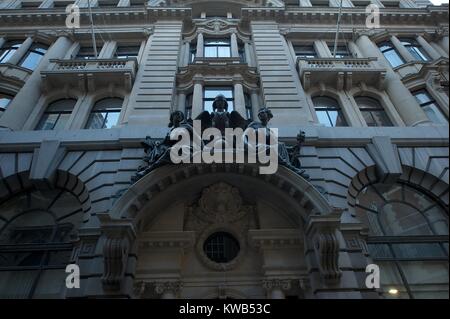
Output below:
[332,0,344,58]
[87,0,98,58]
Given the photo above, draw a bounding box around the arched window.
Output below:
[355,96,393,127]
[0,188,83,298]
[378,41,404,68]
[85,98,123,129]
[36,99,77,131]
[312,96,347,127]
[355,182,449,299]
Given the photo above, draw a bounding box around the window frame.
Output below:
[19,42,48,70]
[312,96,348,127]
[0,40,23,64]
[85,97,123,129]
[204,38,231,58]
[378,41,405,68]
[399,38,430,62]
[412,89,448,124]
[203,86,234,112]
[35,99,77,131]
[355,96,394,127]
[0,93,14,112]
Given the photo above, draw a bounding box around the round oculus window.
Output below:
[203,232,240,263]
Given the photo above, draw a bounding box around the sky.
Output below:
[430,0,449,4]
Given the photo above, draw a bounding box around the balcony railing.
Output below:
[297,57,387,91]
[41,58,138,93]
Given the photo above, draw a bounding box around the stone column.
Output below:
[178,92,186,112]
[196,32,204,58]
[0,37,6,49]
[356,34,430,126]
[7,37,33,65]
[250,91,260,119]
[244,42,252,66]
[98,41,116,59]
[416,35,441,60]
[231,32,239,58]
[390,35,414,62]
[0,35,73,131]
[439,36,449,55]
[117,0,130,6]
[233,81,246,115]
[183,42,190,66]
[191,78,203,118]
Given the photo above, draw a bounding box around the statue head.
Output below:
[257,107,273,125]
[169,111,185,127]
[212,94,229,112]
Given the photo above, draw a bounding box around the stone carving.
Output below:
[314,231,342,281]
[131,98,309,182]
[197,182,246,224]
[262,279,292,291]
[195,94,248,133]
[102,237,130,290]
[154,281,183,297]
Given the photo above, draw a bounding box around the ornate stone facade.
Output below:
[0,0,448,299]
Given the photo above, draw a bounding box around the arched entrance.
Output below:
[101,163,347,299]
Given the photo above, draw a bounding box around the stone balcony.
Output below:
[40,58,138,93]
[297,57,387,91]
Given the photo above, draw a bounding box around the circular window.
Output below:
[203,232,240,263]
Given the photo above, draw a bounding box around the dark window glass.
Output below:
[238,44,246,63]
[35,99,77,131]
[203,232,240,263]
[185,93,193,119]
[114,45,140,59]
[244,93,252,120]
[85,98,123,129]
[412,89,447,124]
[204,39,231,58]
[312,96,348,127]
[294,44,316,59]
[19,43,48,70]
[203,87,234,112]
[0,40,23,64]
[355,96,393,127]
[190,43,197,63]
[328,44,351,58]
[75,46,102,60]
[0,93,13,112]
[399,38,430,62]
[355,182,449,299]
[378,41,404,68]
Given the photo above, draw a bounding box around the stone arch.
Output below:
[347,164,449,212]
[110,163,334,226]
[0,169,92,222]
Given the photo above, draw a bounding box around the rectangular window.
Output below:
[204,39,231,58]
[413,90,447,124]
[294,44,316,59]
[400,38,430,62]
[75,45,102,60]
[328,44,351,58]
[0,41,22,64]
[203,87,234,112]
[0,93,13,112]
[310,0,330,7]
[19,43,48,70]
[379,41,405,68]
[114,45,141,59]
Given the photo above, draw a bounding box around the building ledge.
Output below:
[297,57,386,91]
[0,63,32,90]
[40,58,138,93]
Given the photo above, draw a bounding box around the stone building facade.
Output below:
[0,0,448,299]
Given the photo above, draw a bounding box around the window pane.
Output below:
[103,111,120,128]
[36,113,58,130]
[86,112,107,129]
[316,110,332,127]
[0,95,12,110]
[20,52,44,70]
[392,243,447,259]
[422,104,447,124]
[334,111,348,127]
[33,269,67,299]
[413,91,432,104]
[377,262,409,299]
[218,46,231,57]
[52,113,70,130]
[204,88,233,99]
[204,46,217,58]
[399,261,449,299]
[204,100,214,113]
[383,49,404,68]
[0,270,38,299]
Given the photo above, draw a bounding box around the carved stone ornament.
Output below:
[314,231,342,282]
[102,237,130,291]
[154,281,183,295]
[262,279,292,291]
[197,182,246,224]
